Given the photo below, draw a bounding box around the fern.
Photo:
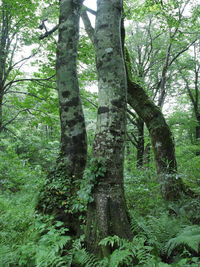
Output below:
[99,235,123,248]
[166,225,200,257]
[109,249,133,267]
[73,248,100,267]
[99,235,153,266]
[130,213,185,257]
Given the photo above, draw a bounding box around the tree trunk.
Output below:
[85,0,132,256]
[143,143,151,168]
[195,113,200,155]
[127,78,184,200]
[0,91,3,131]
[120,22,184,200]
[136,117,144,168]
[37,0,87,236]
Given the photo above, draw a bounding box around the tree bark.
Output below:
[143,143,151,168]
[0,90,3,131]
[127,76,185,200]
[85,0,132,256]
[195,113,200,155]
[37,0,87,236]
[119,20,184,200]
[136,117,144,168]
[0,4,8,132]
[81,10,185,201]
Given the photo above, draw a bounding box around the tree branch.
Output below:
[81,8,95,45]
[39,24,59,40]
[83,5,96,16]
[6,90,46,101]
[169,39,197,66]
[1,108,29,130]
[4,74,56,91]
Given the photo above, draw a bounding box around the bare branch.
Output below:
[169,39,198,66]
[83,5,96,16]
[39,24,59,40]
[81,95,97,108]
[1,108,29,130]
[4,74,56,91]
[81,8,95,45]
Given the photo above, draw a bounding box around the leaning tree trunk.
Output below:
[119,22,184,200]
[37,0,87,236]
[85,0,132,256]
[127,75,185,200]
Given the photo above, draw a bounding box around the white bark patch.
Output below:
[155,142,162,148]
[105,47,113,53]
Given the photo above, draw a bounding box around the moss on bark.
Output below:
[37,0,87,236]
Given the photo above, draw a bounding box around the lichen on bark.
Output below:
[37,0,87,236]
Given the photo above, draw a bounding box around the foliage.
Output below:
[0,0,200,266]
[166,225,200,257]
[99,235,154,266]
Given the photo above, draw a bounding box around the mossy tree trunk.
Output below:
[127,77,184,200]
[120,21,184,201]
[85,0,132,256]
[38,0,87,236]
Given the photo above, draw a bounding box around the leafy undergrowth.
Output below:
[0,144,200,266]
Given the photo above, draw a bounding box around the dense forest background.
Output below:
[0,0,200,266]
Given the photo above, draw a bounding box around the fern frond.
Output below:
[73,248,99,267]
[99,235,123,248]
[109,249,132,267]
[166,225,200,257]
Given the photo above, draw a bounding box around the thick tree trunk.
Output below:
[37,0,87,236]
[85,0,132,256]
[57,0,87,181]
[82,13,185,201]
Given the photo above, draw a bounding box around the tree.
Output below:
[123,0,199,171]
[81,1,185,201]
[0,0,40,131]
[123,0,200,200]
[37,0,87,236]
[177,42,200,154]
[85,0,132,256]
